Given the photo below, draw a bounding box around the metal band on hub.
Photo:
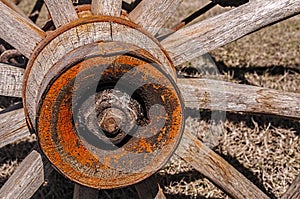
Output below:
[23,17,184,189]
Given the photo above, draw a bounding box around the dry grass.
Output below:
[0,0,299,198]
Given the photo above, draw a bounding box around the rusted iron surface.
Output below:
[23,15,184,189]
[36,42,184,188]
[23,16,175,130]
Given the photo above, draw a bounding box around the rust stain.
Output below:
[24,14,184,189]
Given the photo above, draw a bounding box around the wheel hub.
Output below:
[23,16,184,188]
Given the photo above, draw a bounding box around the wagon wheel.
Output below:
[0,0,300,198]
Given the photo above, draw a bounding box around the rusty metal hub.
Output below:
[23,16,184,189]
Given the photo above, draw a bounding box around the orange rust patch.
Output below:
[32,40,183,188]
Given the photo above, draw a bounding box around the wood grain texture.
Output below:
[281,174,300,199]
[176,130,270,199]
[129,0,183,35]
[0,0,28,19]
[178,78,300,119]
[0,63,24,97]
[25,21,111,127]
[162,0,300,66]
[111,23,175,78]
[0,108,30,148]
[91,0,122,17]
[0,150,44,199]
[25,21,174,126]
[73,184,99,199]
[44,0,78,27]
[0,2,46,58]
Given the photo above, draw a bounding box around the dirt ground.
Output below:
[0,0,299,199]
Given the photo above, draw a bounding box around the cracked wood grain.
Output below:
[0,150,47,199]
[91,0,122,17]
[129,0,183,35]
[162,0,300,66]
[44,0,78,28]
[0,1,46,58]
[0,63,24,97]
[178,78,300,119]
[176,130,270,199]
[0,108,30,148]
[25,21,111,127]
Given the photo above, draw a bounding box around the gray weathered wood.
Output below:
[0,0,29,19]
[281,174,300,199]
[24,21,111,128]
[0,150,45,199]
[129,0,183,35]
[91,0,122,17]
[0,108,30,148]
[25,21,175,126]
[0,63,24,97]
[0,1,46,58]
[44,0,78,28]
[178,78,300,119]
[73,184,99,199]
[162,0,300,66]
[176,130,270,199]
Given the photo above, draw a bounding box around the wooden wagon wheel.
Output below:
[0,0,299,198]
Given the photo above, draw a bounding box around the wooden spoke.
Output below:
[91,0,122,17]
[0,63,24,98]
[281,174,300,199]
[73,184,99,199]
[0,108,30,148]
[161,0,300,66]
[44,0,78,28]
[0,0,28,19]
[128,0,183,35]
[0,150,46,198]
[175,130,270,199]
[0,2,46,58]
[178,78,300,119]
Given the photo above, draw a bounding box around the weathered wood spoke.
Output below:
[176,130,270,199]
[0,63,24,98]
[162,0,300,66]
[91,0,122,17]
[0,150,47,199]
[0,0,29,19]
[129,0,183,35]
[73,184,99,199]
[178,78,300,119]
[0,108,30,148]
[44,0,78,28]
[0,1,46,58]
[0,0,298,198]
